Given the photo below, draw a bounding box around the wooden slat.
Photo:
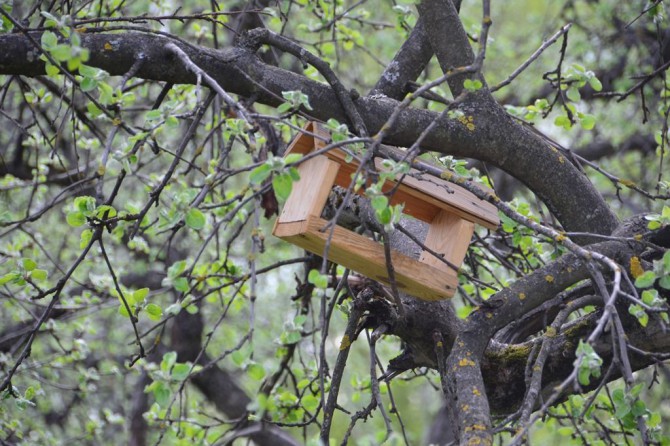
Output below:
[274,215,458,300]
[276,155,340,224]
[420,210,475,271]
[373,159,499,229]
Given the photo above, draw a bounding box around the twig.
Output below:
[491,24,572,92]
[0,226,103,392]
[368,325,392,442]
[320,294,365,443]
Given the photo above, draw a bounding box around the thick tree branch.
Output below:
[0,31,618,237]
[370,16,434,99]
[416,0,479,96]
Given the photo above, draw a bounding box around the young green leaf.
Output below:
[247,363,266,381]
[272,174,293,201]
[249,163,272,184]
[145,303,163,321]
[308,269,328,289]
[66,212,86,227]
[185,208,206,230]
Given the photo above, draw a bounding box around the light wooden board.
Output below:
[274,215,459,301]
[277,155,339,223]
[419,210,475,271]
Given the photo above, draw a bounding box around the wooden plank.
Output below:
[273,219,309,238]
[275,215,458,300]
[276,155,340,224]
[419,210,475,272]
[373,159,499,229]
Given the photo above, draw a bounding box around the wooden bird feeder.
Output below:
[272,122,499,301]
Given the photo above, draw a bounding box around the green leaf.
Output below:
[308,269,328,289]
[41,31,58,49]
[167,260,187,279]
[566,86,581,102]
[302,394,319,412]
[22,258,37,272]
[80,77,97,92]
[635,271,657,288]
[173,277,189,292]
[294,315,307,326]
[66,212,86,227]
[185,208,206,230]
[74,196,96,213]
[95,205,117,219]
[231,350,247,366]
[171,363,191,381]
[133,288,150,303]
[629,304,648,327]
[247,363,265,381]
[376,206,392,224]
[145,109,163,121]
[249,163,272,184]
[161,352,177,371]
[281,330,302,345]
[371,195,388,211]
[30,269,48,281]
[663,250,670,271]
[272,174,293,201]
[277,102,292,113]
[118,304,130,317]
[150,381,171,407]
[165,115,179,128]
[284,154,302,165]
[589,76,603,92]
[463,79,483,92]
[580,114,596,130]
[80,229,93,249]
[145,303,163,321]
[0,272,20,286]
[554,115,572,129]
[45,62,60,77]
[641,289,658,305]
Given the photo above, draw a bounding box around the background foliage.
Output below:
[1,0,669,445]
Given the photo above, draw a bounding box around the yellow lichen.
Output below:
[339,335,351,351]
[440,171,453,181]
[459,358,476,367]
[545,326,557,337]
[458,115,476,132]
[518,293,526,300]
[555,233,566,242]
[545,275,554,283]
[472,387,481,396]
[629,256,644,279]
[104,42,113,51]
